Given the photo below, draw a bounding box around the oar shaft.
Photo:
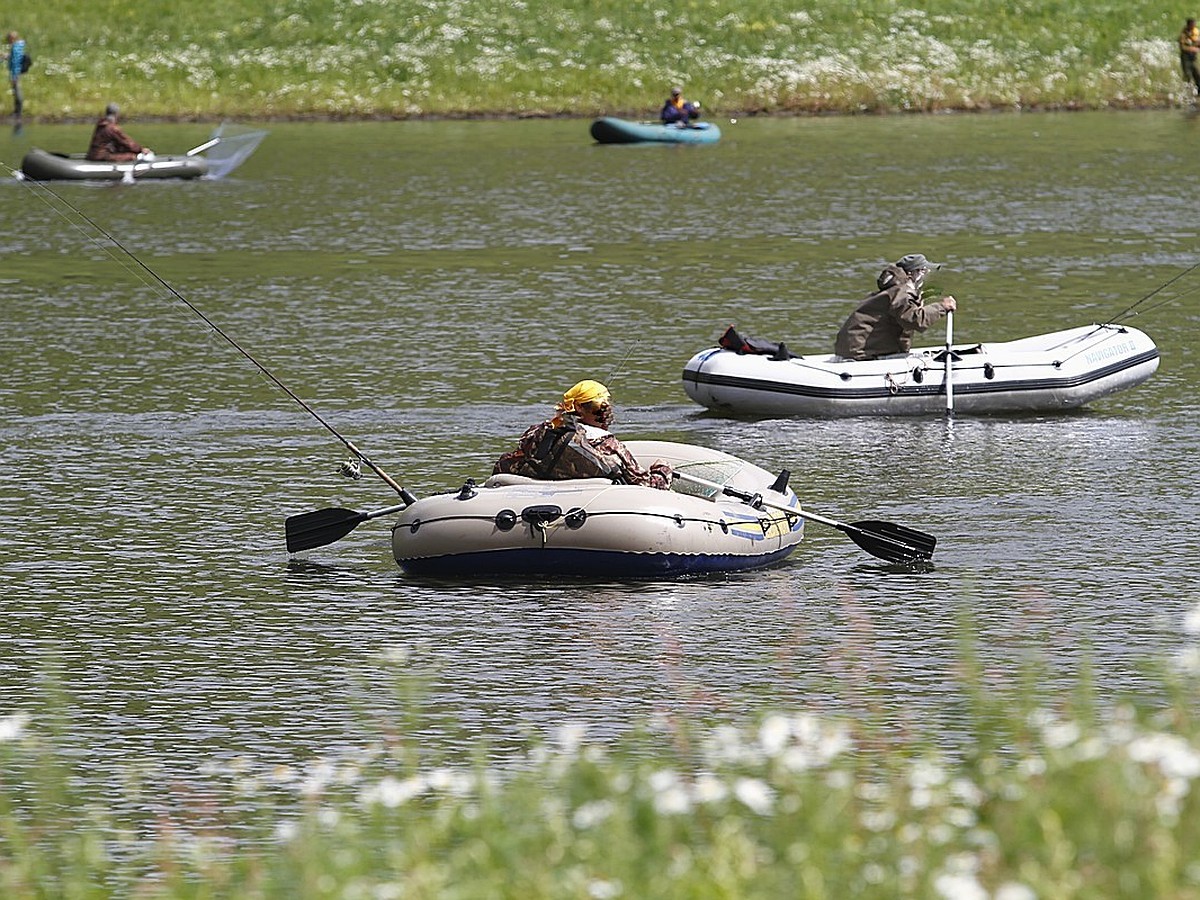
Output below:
[944,311,955,414]
[186,138,220,156]
[673,471,799,519]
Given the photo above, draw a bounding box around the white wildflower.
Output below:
[587,879,622,899]
[1174,646,1200,676]
[934,872,987,900]
[1042,721,1081,750]
[1184,600,1200,635]
[376,645,411,665]
[554,722,588,755]
[949,778,984,807]
[995,883,1037,900]
[649,770,691,815]
[733,777,775,815]
[860,809,896,832]
[1127,733,1200,780]
[692,773,728,805]
[299,761,336,796]
[759,714,790,756]
[426,767,475,796]
[572,800,614,830]
[360,774,425,808]
[0,713,30,742]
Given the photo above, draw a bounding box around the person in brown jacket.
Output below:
[833,254,957,361]
[86,103,153,161]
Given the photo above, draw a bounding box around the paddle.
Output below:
[944,310,955,415]
[672,470,937,564]
[186,137,220,157]
[286,502,410,553]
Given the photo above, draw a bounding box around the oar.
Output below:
[944,310,955,416]
[673,470,936,564]
[286,502,410,553]
[186,137,220,156]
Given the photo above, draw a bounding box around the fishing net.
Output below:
[671,458,746,499]
[202,123,268,180]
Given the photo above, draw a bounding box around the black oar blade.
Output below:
[285,507,368,553]
[844,520,937,563]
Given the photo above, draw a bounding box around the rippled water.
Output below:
[2,113,1198,807]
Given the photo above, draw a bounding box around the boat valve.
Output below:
[495,509,517,531]
[456,479,477,501]
[564,508,587,529]
[984,363,995,380]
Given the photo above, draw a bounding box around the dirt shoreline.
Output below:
[12,99,1185,126]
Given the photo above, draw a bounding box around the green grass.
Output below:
[3,0,1193,120]
[4,634,1200,898]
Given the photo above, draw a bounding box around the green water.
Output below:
[1,112,1197,809]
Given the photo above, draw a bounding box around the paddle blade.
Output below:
[285,506,367,553]
[844,520,937,563]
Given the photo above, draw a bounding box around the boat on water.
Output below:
[390,440,802,577]
[590,116,721,145]
[18,147,209,181]
[17,126,268,182]
[682,324,1160,418]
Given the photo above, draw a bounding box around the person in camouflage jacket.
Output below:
[493,380,672,489]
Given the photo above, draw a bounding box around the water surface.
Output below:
[1,112,1197,808]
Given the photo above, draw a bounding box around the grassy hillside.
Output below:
[2,0,1191,120]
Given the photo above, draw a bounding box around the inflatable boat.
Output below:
[590,117,721,145]
[18,147,209,181]
[682,324,1160,418]
[390,440,801,577]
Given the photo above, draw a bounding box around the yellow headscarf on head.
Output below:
[553,379,611,425]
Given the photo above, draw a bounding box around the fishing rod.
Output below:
[1104,260,1199,324]
[605,339,640,388]
[12,171,416,507]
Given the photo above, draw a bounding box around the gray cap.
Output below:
[105,102,120,117]
[895,253,941,273]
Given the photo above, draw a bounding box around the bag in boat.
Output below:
[494,422,620,481]
[718,325,796,360]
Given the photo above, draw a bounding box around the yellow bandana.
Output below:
[558,380,610,414]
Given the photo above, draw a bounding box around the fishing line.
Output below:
[605,340,640,388]
[9,168,415,504]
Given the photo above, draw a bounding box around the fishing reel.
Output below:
[338,458,364,480]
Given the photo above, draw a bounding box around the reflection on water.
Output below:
[1,114,1198,804]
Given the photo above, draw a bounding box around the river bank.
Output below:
[3,0,1192,121]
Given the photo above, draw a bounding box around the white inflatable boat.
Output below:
[681,324,1159,418]
[389,440,805,577]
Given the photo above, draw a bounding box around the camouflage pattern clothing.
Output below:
[834,264,953,361]
[493,415,672,489]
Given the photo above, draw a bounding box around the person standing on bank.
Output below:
[834,254,957,361]
[6,31,25,118]
[86,103,154,161]
[1181,19,1200,96]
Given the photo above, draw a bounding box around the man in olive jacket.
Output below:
[834,253,957,360]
